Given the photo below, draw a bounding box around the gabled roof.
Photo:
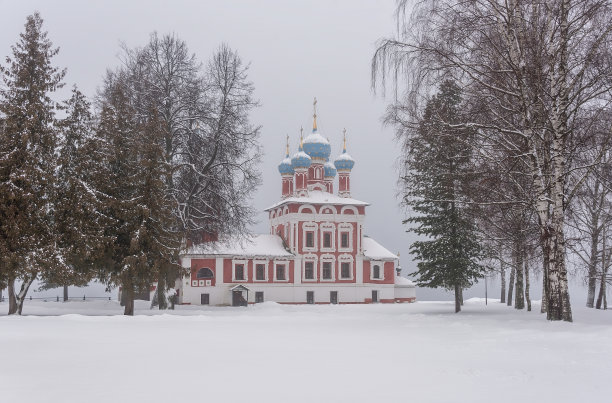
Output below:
[265,190,369,211]
[362,236,398,260]
[184,234,293,258]
[229,284,251,292]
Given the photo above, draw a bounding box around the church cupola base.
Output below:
[338,171,351,198]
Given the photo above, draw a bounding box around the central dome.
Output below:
[302,130,331,160]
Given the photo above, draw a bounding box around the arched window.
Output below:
[196,268,214,279]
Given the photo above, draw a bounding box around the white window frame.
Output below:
[338,255,354,280]
[338,223,353,252]
[232,259,248,282]
[274,260,290,282]
[253,259,268,282]
[370,261,384,280]
[319,255,336,282]
[302,255,318,282]
[302,222,318,252]
[320,222,336,252]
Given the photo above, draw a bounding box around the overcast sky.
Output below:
[2,0,584,302]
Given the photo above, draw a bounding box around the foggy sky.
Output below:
[2,0,586,302]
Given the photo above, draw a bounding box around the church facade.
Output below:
[177,103,416,306]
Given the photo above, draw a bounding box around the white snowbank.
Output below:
[1,300,611,403]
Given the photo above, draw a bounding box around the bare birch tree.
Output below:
[108,36,261,308]
[373,0,612,321]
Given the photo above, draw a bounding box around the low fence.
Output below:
[0,295,113,302]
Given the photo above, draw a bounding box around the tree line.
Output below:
[0,13,261,315]
[373,0,612,321]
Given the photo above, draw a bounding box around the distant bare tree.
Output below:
[567,118,612,308]
[107,35,261,308]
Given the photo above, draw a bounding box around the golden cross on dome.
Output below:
[285,134,290,155]
[313,97,318,131]
[300,126,304,147]
[343,128,347,151]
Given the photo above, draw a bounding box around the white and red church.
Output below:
[176,102,416,306]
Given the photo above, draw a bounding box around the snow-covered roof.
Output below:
[362,236,398,260]
[394,276,416,287]
[265,190,369,210]
[184,234,293,258]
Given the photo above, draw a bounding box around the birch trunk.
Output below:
[596,238,608,309]
[595,271,607,309]
[515,245,525,310]
[586,181,601,308]
[500,249,506,304]
[541,251,549,313]
[586,232,599,308]
[507,265,515,306]
[544,0,573,322]
[525,258,531,312]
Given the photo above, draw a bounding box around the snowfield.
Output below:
[0,299,610,403]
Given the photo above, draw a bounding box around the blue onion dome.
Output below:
[334,131,355,171]
[324,161,337,178]
[291,137,312,169]
[278,138,294,175]
[302,102,331,160]
[278,155,294,175]
[303,131,331,160]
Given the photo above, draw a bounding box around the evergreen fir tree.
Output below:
[0,12,65,314]
[93,74,181,315]
[404,81,486,313]
[39,86,99,299]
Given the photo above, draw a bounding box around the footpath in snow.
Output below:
[0,298,610,403]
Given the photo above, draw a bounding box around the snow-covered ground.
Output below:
[0,299,610,403]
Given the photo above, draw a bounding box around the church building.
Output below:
[177,101,416,306]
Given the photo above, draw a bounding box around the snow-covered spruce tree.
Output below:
[92,72,182,315]
[115,38,261,308]
[0,13,66,314]
[38,86,100,301]
[401,81,486,313]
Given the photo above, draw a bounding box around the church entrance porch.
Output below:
[230,285,249,307]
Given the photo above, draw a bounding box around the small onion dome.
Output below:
[278,155,294,175]
[334,148,355,171]
[278,136,294,175]
[303,98,331,160]
[324,161,337,178]
[334,129,355,171]
[291,142,312,169]
[303,131,331,160]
